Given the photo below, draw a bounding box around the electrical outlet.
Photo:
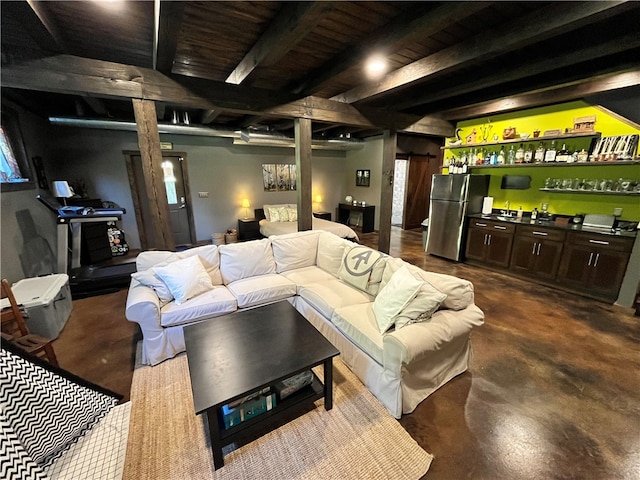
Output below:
[613,207,622,216]
[198,192,209,198]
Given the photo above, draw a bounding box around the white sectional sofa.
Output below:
[125,230,484,418]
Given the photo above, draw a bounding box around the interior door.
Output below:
[402,154,440,229]
[128,152,196,249]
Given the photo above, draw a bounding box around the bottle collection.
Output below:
[446,141,592,169]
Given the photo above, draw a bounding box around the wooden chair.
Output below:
[1,278,59,367]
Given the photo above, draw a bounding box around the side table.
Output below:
[313,211,331,221]
[238,218,262,241]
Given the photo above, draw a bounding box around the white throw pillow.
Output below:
[131,268,174,306]
[286,207,298,222]
[179,244,223,285]
[263,204,294,221]
[373,265,423,334]
[153,255,213,305]
[394,277,447,329]
[338,245,386,294]
[317,232,352,276]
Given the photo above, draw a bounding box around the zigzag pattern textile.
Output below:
[0,348,117,468]
[0,412,48,480]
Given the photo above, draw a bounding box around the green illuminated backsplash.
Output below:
[450,101,640,220]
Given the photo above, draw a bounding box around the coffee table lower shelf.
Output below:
[206,372,329,469]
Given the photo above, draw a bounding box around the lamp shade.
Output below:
[52,181,74,198]
[315,195,322,203]
[241,198,250,208]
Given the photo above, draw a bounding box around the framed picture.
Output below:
[356,169,370,187]
[263,164,297,191]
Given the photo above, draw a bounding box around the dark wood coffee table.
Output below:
[184,300,340,470]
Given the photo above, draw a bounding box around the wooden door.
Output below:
[402,154,439,230]
[485,231,513,267]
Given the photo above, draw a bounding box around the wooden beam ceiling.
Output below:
[1,54,454,136]
[331,1,629,105]
[155,1,185,73]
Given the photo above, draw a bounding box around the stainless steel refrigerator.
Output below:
[425,174,490,261]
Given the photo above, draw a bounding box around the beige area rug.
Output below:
[123,353,432,479]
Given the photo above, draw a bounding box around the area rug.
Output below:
[123,353,432,479]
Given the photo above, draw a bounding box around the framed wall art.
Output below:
[262,164,297,191]
[356,169,370,187]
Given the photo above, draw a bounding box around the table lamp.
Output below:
[52,181,74,206]
[242,198,251,219]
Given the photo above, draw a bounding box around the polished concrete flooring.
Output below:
[52,227,639,479]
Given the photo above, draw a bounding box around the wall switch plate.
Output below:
[198,192,209,198]
[613,207,623,216]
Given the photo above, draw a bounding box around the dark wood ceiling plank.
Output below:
[394,30,640,111]
[290,2,490,96]
[26,0,68,51]
[226,1,332,85]
[333,1,630,104]
[440,69,640,121]
[200,109,222,124]
[1,54,453,136]
[156,1,186,73]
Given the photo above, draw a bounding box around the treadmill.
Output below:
[37,193,137,298]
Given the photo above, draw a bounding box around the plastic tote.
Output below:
[0,274,72,338]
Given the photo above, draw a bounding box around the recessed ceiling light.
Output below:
[365,55,388,79]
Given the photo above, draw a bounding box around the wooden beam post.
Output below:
[132,99,175,251]
[378,129,396,254]
[295,117,313,232]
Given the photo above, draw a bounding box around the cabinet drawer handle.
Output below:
[531,242,537,255]
[589,239,609,245]
[487,234,492,246]
[537,243,542,256]
[476,222,487,227]
[494,225,507,230]
[533,231,548,236]
[588,252,594,266]
[594,252,600,267]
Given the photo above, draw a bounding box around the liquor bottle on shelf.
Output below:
[534,142,545,163]
[523,143,534,163]
[461,158,468,174]
[544,140,557,162]
[515,143,525,164]
[507,145,516,165]
[497,148,505,164]
[477,148,484,165]
[490,150,498,165]
[470,148,478,165]
[556,143,571,162]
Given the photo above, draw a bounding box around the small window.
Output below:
[0,106,34,191]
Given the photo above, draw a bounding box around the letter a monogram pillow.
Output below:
[338,245,386,294]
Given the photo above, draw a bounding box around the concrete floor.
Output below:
[53,227,640,479]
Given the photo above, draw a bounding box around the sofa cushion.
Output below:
[160,286,237,327]
[153,255,213,305]
[381,258,473,311]
[226,274,297,308]
[373,265,423,333]
[331,303,384,364]
[338,245,386,295]
[298,278,373,320]
[136,251,180,272]
[219,238,276,284]
[271,230,320,273]
[317,232,352,277]
[179,244,223,285]
[280,266,336,291]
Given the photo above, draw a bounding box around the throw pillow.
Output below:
[372,265,423,334]
[277,207,290,222]
[131,268,174,305]
[394,277,447,329]
[286,207,297,222]
[338,245,386,293]
[0,348,118,467]
[268,207,283,222]
[153,255,213,305]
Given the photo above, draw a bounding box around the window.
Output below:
[0,106,34,191]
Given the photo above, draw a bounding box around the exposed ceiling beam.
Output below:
[1,55,453,136]
[332,1,630,105]
[26,0,68,52]
[440,69,640,121]
[81,95,108,116]
[155,0,185,73]
[393,30,640,112]
[290,1,490,96]
[200,109,221,124]
[226,1,331,85]
[1,1,61,60]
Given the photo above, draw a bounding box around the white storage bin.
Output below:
[2,274,72,339]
